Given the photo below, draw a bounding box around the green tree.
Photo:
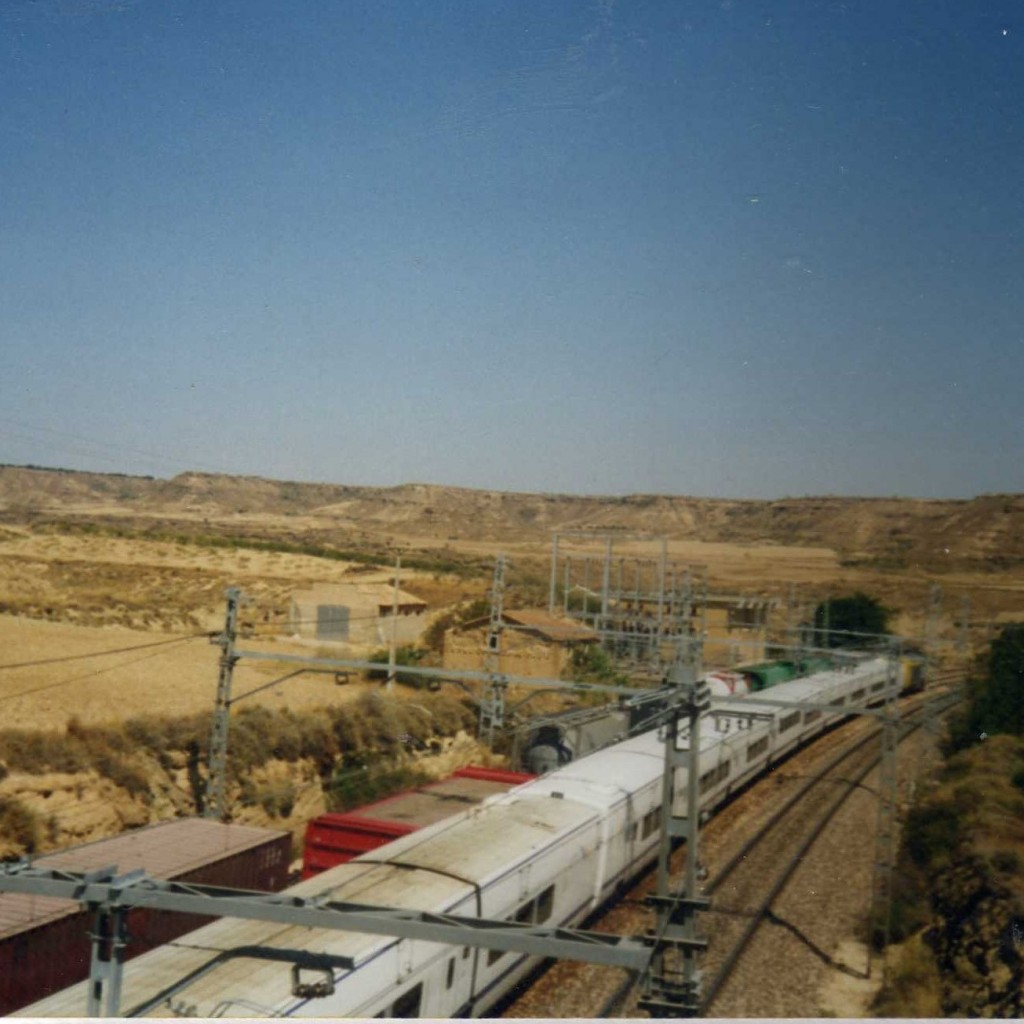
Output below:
[563,644,628,688]
[813,592,890,648]
[946,624,1024,750]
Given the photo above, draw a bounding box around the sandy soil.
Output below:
[0,616,395,730]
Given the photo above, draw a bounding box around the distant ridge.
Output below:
[0,464,1021,571]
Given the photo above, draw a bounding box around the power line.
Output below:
[0,638,200,705]
[0,416,234,475]
[244,611,404,635]
[0,634,205,672]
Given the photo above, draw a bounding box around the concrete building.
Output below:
[442,608,599,680]
[288,582,428,647]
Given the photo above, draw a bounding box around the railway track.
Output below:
[698,687,959,1014]
[506,684,961,1019]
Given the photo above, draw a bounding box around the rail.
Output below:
[589,686,960,1018]
[699,689,960,1013]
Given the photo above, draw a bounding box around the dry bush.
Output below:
[0,795,42,855]
[257,779,297,818]
[326,761,431,813]
[0,727,89,774]
[0,694,476,833]
[872,933,943,1017]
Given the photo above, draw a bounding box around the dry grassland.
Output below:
[0,526,471,730]
[1,509,1022,732]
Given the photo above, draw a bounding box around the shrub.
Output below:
[990,849,1022,875]
[256,779,297,818]
[563,644,628,688]
[884,854,932,945]
[0,728,88,774]
[904,802,961,870]
[0,796,42,855]
[946,626,1024,753]
[326,761,430,813]
[364,646,438,688]
[421,599,490,652]
[872,933,943,1017]
[92,752,151,800]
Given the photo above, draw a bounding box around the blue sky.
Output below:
[1,0,1022,499]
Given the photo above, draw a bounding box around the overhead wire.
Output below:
[0,416,235,475]
[244,611,394,634]
[0,633,206,672]
[0,636,202,705]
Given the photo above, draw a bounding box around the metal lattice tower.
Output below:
[205,587,240,821]
[639,618,709,1018]
[548,532,707,676]
[86,901,129,1017]
[868,642,901,973]
[479,555,507,745]
[924,584,943,682]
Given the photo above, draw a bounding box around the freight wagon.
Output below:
[302,766,533,878]
[0,818,290,1014]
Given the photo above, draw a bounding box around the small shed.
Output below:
[288,582,428,646]
[442,607,599,680]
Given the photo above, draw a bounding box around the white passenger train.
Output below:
[22,657,892,1019]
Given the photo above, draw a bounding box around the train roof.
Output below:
[0,819,285,943]
[18,856,475,1018]
[19,794,601,1018]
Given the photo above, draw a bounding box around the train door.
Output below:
[373,980,423,1018]
[438,944,475,1016]
[614,797,637,885]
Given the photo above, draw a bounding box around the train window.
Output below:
[514,901,533,924]
[851,688,866,702]
[487,945,504,966]
[803,710,821,724]
[446,957,455,990]
[702,762,731,791]
[462,946,471,959]
[746,736,769,761]
[536,885,555,923]
[779,712,800,733]
[392,983,423,1018]
[829,697,846,707]
[871,680,886,692]
[626,822,638,843]
[641,807,661,839]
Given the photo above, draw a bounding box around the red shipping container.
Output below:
[302,765,533,878]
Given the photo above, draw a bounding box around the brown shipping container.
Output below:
[0,818,290,1015]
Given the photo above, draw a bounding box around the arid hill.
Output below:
[1,465,1022,572]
